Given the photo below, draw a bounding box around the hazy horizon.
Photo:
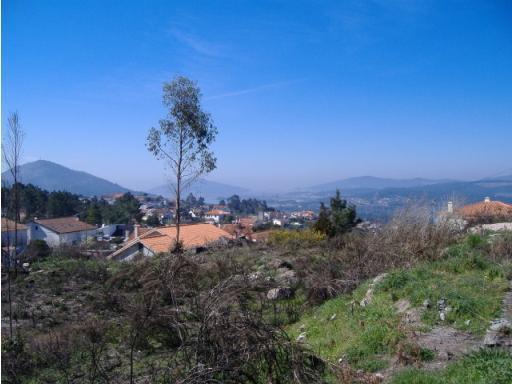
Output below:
[8,158,511,194]
[3,1,511,191]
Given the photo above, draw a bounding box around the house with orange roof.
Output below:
[456,197,512,225]
[204,209,231,224]
[109,223,232,261]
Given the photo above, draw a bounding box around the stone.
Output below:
[489,319,511,332]
[299,324,306,332]
[359,273,388,308]
[372,273,388,285]
[296,332,307,343]
[422,299,431,309]
[360,288,373,307]
[438,298,448,321]
[248,271,262,280]
[483,319,512,347]
[437,298,447,311]
[330,314,337,321]
[267,287,294,301]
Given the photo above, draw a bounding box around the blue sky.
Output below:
[2,0,512,192]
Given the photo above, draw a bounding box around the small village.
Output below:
[2,192,511,264]
[2,1,512,383]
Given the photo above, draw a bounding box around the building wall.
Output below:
[28,223,97,247]
[112,242,154,261]
[28,224,61,246]
[59,229,98,245]
[1,229,28,247]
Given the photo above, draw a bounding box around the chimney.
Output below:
[484,197,491,203]
[134,224,140,238]
[447,201,453,214]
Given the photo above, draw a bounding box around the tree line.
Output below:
[1,183,142,225]
[221,194,274,215]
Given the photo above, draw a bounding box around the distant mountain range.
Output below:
[307,176,455,192]
[367,177,512,202]
[1,160,249,201]
[3,160,511,209]
[1,160,131,196]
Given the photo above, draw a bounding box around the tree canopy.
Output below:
[313,190,359,237]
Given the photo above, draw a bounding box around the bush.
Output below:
[23,240,51,262]
[268,229,327,248]
[489,231,512,262]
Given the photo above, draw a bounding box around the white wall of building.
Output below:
[27,223,97,247]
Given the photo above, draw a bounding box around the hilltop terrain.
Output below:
[2,213,511,383]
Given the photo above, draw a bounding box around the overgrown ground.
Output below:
[288,235,512,379]
[2,217,512,383]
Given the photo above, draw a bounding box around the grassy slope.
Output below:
[288,236,510,372]
[391,349,512,384]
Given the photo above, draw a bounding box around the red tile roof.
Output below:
[34,217,96,234]
[206,209,230,216]
[457,199,512,221]
[110,223,232,258]
[1,218,28,232]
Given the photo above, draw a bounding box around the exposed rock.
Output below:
[360,273,388,307]
[248,271,262,281]
[394,299,411,314]
[296,332,307,343]
[483,319,512,347]
[372,273,388,286]
[438,298,448,321]
[267,287,294,301]
[415,326,479,369]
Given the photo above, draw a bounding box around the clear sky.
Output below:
[2,0,511,192]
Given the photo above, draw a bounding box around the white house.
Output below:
[27,216,98,247]
[205,209,231,224]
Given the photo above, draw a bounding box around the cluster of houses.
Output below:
[2,196,511,264]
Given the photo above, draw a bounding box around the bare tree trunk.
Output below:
[4,221,14,338]
[2,112,24,339]
[175,127,184,248]
[176,180,181,246]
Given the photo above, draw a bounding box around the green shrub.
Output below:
[268,229,326,248]
[24,240,51,261]
[466,233,485,249]
[378,270,411,291]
